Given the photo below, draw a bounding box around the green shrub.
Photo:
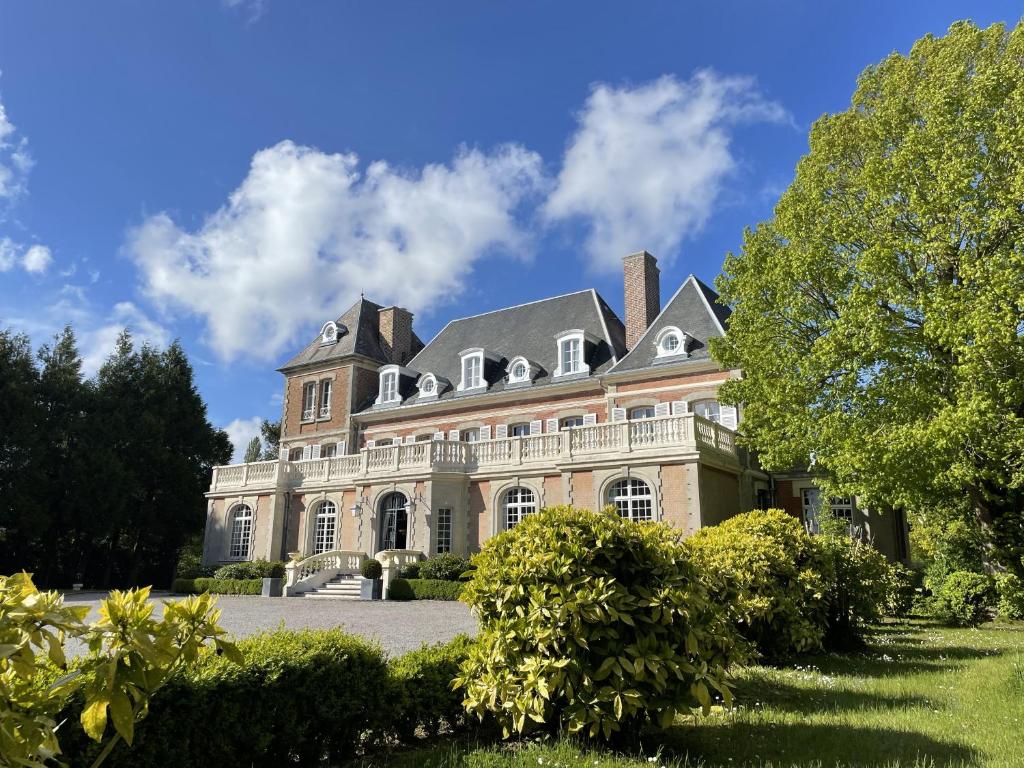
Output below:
[389,635,476,741]
[882,562,920,617]
[388,578,415,600]
[398,561,421,579]
[687,508,830,658]
[174,534,215,579]
[419,553,473,581]
[407,579,464,600]
[212,559,285,580]
[457,505,741,740]
[935,571,996,627]
[361,558,383,580]
[58,628,392,767]
[995,572,1024,620]
[173,577,263,595]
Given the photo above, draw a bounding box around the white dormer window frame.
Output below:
[457,348,487,392]
[654,326,690,359]
[375,365,401,406]
[417,372,440,401]
[506,356,536,386]
[320,321,339,345]
[553,329,592,378]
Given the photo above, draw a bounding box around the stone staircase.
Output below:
[302,573,365,600]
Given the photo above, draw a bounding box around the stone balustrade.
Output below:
[209,413,737,493]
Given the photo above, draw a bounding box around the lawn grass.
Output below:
[355,619,1024,768]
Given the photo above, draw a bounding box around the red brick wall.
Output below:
[623,251,660,350]
[283,366,352,438]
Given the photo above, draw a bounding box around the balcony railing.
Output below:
[209,414,736,492]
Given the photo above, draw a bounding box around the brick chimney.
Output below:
[378,306,414,365]
[623,251,660,350]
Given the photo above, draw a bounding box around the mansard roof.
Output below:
[278,297,423,372]
[381,290,626,406]
[608,275,731,374]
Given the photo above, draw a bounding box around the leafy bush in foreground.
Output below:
[212,559,285,580]
[172,577,263,595]
[457,505,741,740]
[996,572,1024,620]
[687,509,829,658]
[419,553,473,581]
[389,635,476,741]
[935,571,996,627]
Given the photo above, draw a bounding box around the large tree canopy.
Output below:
[712,21,1024,562]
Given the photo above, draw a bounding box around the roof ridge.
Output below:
[441,288,598,325]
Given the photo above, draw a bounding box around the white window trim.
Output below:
[506,356,536,385]
[228,503,253,560]
[417,373,440,400]
[654,326,689,359]
[318,379,332,419]
[301,381,317,422]
[320,321,339,345]
[457,348,487,392]
[553,330,591,378]
[375,365,402,406]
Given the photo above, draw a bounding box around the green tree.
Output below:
[243,436,262,463]
[259,419,281,460]
[712,21,1024,569]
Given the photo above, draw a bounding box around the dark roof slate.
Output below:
[368,290,626,408]
[608,275,731,373]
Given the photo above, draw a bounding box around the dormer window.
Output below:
[457,348,488,392]
[655,326,689,358]
[506,356,537,386]
[374,365,402,406]
[553,330,592,378]
[420,376,435,395]
[320,321,339,345]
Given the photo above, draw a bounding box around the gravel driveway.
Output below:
[61,592,477,657]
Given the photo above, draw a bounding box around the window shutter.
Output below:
[479,425,491,441]
[611,407,626,422]
[495,424,508,439]
[529,420,543,435]
[546,418,559,434]
[365,439,376,449]
[279,447,289,461]
[301,445,313,460]
[433,431,446,441]
[336,441,346,455]
[720,404,738,429]
[671,400,688,415]
[311,444,322,459]
[583,413,597,426]
[447,429,461,441]
[654,402,670,418]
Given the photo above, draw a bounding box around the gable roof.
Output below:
[278,297,423,372]
[364,289,626,409]
[608,275,731,374]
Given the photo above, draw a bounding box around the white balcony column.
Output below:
[561,429,572,460]
[513,438,523,465]
[621,422,632,453]
[360,449,369,476]
[242,463,249,486]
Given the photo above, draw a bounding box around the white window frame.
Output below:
[318,379,332,419]
[301,381,317,422]
[228,504,253,559]
[506,356,534,385]
[313,500,338,554]
[509,422,531,437]
[608,478,654,522]
[692,399,721,424]
[629,405,656,420]
[376,366,400,405]
[654,326,688,358]
[458,349,485,392]
[461,427,481,443]
[320,321,338,345]
[554,330,587,377]
[417,373,439,400]
[435,507,452,554]
[503,487,537,530]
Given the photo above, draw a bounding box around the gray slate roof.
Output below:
[370,290,626,408]
[608,276,731,373]
[278,298,423,372]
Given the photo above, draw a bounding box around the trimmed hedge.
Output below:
[57,629,477,767]
[212,559,285,580]
[172,577,263,595]
[388,578,464,601]
[419,553,473,581]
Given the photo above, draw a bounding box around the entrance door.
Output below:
[380,492,408,550]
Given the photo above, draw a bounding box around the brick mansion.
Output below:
[201,251,909,590]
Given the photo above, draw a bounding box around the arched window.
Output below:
[692,399,721,423]
[607,479,654,522]
[313,500,337,554]
[380,492,409,550]
[503,487,537,530]
[228,504,253,559]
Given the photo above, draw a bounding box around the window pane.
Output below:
[510,423,531,437]
[607,479,653,522]
[504,487,537,529]
[229,504,253,558]
[313,501,337,554]
[693,400,721,423]
[629,406,655,420]
[436,507,452,554]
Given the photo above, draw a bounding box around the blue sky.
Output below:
[1,1,1019,459]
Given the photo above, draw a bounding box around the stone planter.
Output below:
[262,577,284,597]
[360,579,383,600]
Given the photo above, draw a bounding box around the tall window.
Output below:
[463,355,482,389]
[318,379,332,418]
[560,337,582,374]
[288,447,303,461]
[629,406,656,420]
[436,507,452,554]
[313,500,337,554]
[228,504,253,559]
[560,416,584,429]
[801,488,855,532]
[608,479,653,522]
[692,399,721,423]
[461,428,481,443]
[321,443,338,458]
[381,372,398,403]
[301,382,317,421]
[509,422,531,437]
[380,492,408,550]
[503,487,537,530]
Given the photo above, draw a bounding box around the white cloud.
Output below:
[79,301,172,376]
[223,416,264,463]
[543,71,789,271]
[21,243,52,274]
[0,236,16,270]
[0,97,32,203]
[222,0,269,24]
[127,140,544,362]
